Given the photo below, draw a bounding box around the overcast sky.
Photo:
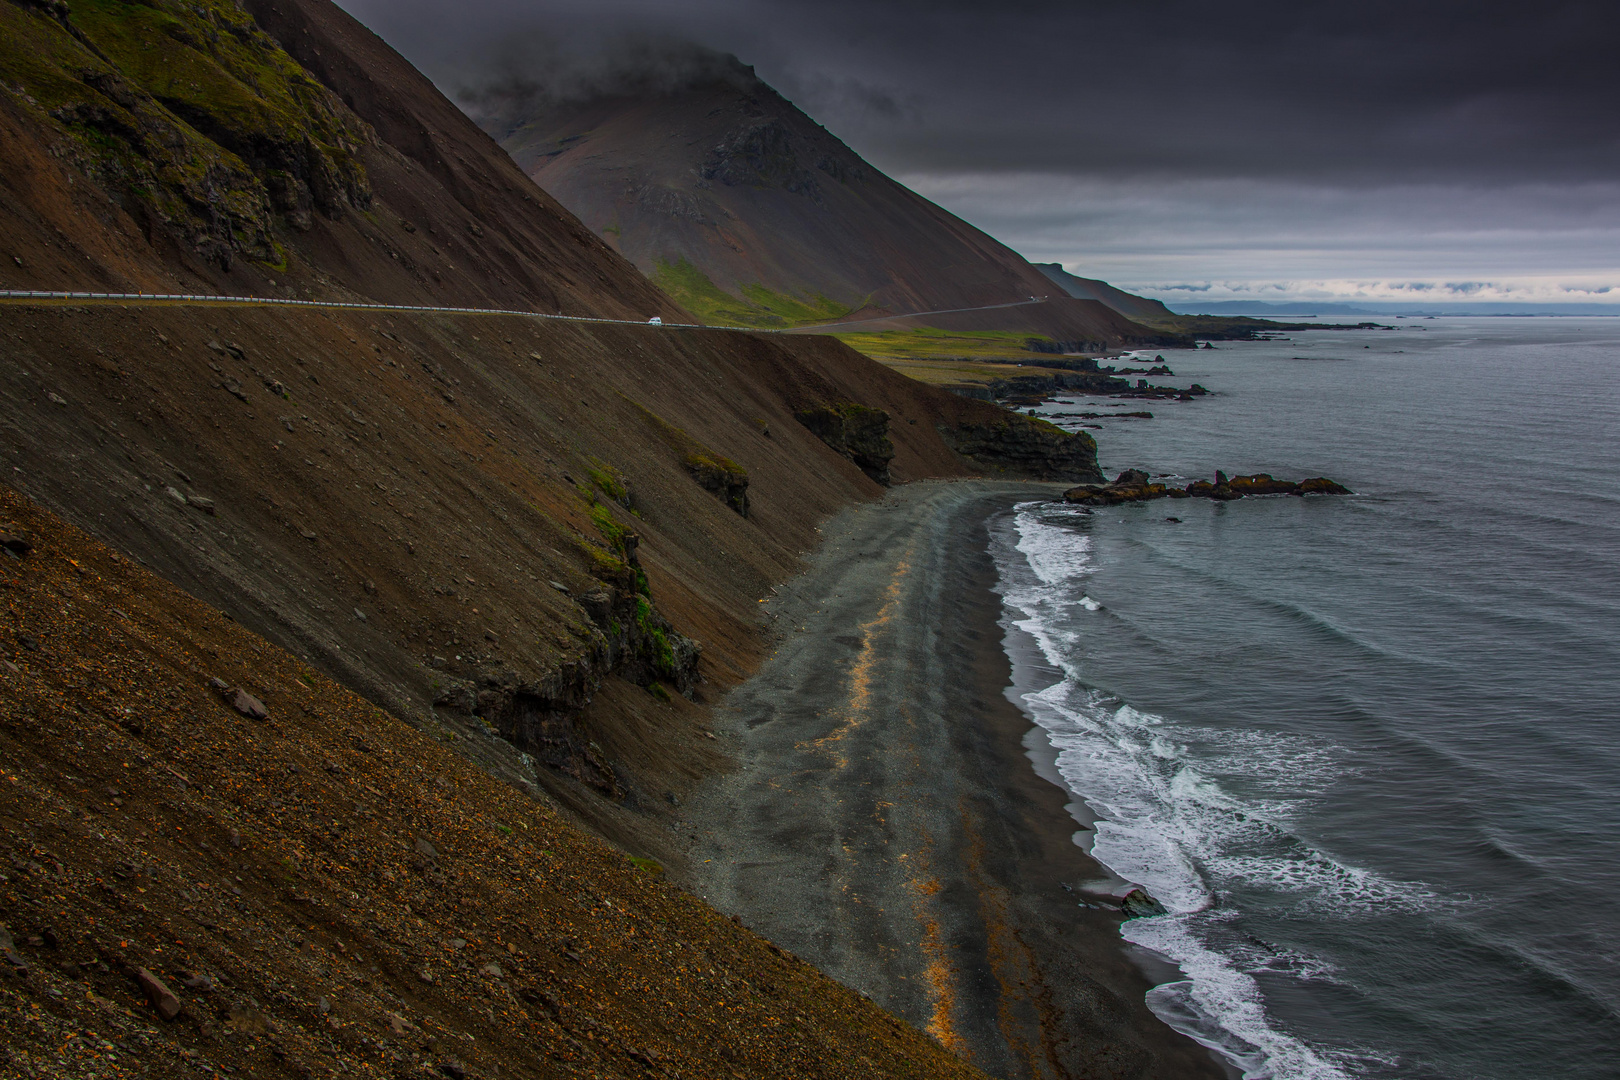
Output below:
[337,0,1620,306]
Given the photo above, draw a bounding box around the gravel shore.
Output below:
[683,479,1229,1080]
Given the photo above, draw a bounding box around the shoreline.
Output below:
[680,480,1227,1080]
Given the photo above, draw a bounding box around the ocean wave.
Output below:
[1012,500,1095,585]
[995,503,1444,1079]
[1125,915,1362,1080]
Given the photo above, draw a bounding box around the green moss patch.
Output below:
[652,257,854,329]
[832,326,1059,363]
[0,0,371,266]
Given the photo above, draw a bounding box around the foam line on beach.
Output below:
[988,499,1439,1080]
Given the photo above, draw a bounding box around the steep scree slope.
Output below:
[0,5,1119,1074]
[0,0,683,320]
[0,0,1104,861]
[0,485,988,1080]
[0,299,1099,863]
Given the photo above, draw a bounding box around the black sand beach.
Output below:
[682,481,1227,1080]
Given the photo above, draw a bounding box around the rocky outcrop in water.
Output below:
[794,403,895,485]
[940,417,1106,483]
[947,371,1131,402]
[1064,470,1352,506]
[1119,889,1169,919]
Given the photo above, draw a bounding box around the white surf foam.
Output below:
[1125,914,1356,1080]
[993,503,1438,1080]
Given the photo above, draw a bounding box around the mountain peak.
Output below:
[491,67,1102,331]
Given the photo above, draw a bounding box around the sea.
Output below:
[988,317,1620,1079]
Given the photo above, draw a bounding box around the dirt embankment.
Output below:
[0,484,989,1080]
[0,295,1097,865]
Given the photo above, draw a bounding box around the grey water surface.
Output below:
[991,318,1620,1079]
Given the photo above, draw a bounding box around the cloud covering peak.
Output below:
[336,0,1620,305]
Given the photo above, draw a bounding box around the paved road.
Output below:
[0,288,731,331]
[0,288,1054,336]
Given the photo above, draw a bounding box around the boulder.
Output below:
[135,967,182,1020]
[1119,889,1167,919]
[213,681,269,720]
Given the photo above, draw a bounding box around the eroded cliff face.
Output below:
[939,416,1106,484]
[794,403,896,485]
[794,399,1106,487]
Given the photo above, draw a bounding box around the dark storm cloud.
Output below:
[451,33,748,128]
[340,0,1620,182]
[334,0,1620,303]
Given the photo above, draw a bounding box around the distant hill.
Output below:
[480,59,1167,345]
[1171,301,1620,317]
[1032,263,1177,323]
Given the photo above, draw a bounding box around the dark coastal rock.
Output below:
[1119,889,1168,919]
[939,416,1105,483]
[1223,473,1298,496]
[794,403,895,485]
[685,455,750,516]
[1292,477,1352,496]
[946,370,1133,404]
[1062,468,1170,505]
[1067,470,1353,506]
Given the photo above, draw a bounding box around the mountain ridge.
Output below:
[483,60,1176,347]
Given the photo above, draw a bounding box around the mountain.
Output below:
[0,0,1108,836]
[0,2,1194,1076]
[481,60,1171,345]
[1033,263,1178,323]
[0,0,683,319]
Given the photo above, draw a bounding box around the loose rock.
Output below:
[214,683,269,720]
[1119,889,1168,919]
[135,967,183,1020]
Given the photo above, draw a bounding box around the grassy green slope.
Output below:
[652,257,856,328]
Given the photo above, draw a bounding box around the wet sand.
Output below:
[682,480,1228,1080]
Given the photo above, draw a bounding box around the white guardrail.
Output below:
[0,289,764,333]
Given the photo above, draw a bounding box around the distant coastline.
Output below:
[1168,301,1620,317]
